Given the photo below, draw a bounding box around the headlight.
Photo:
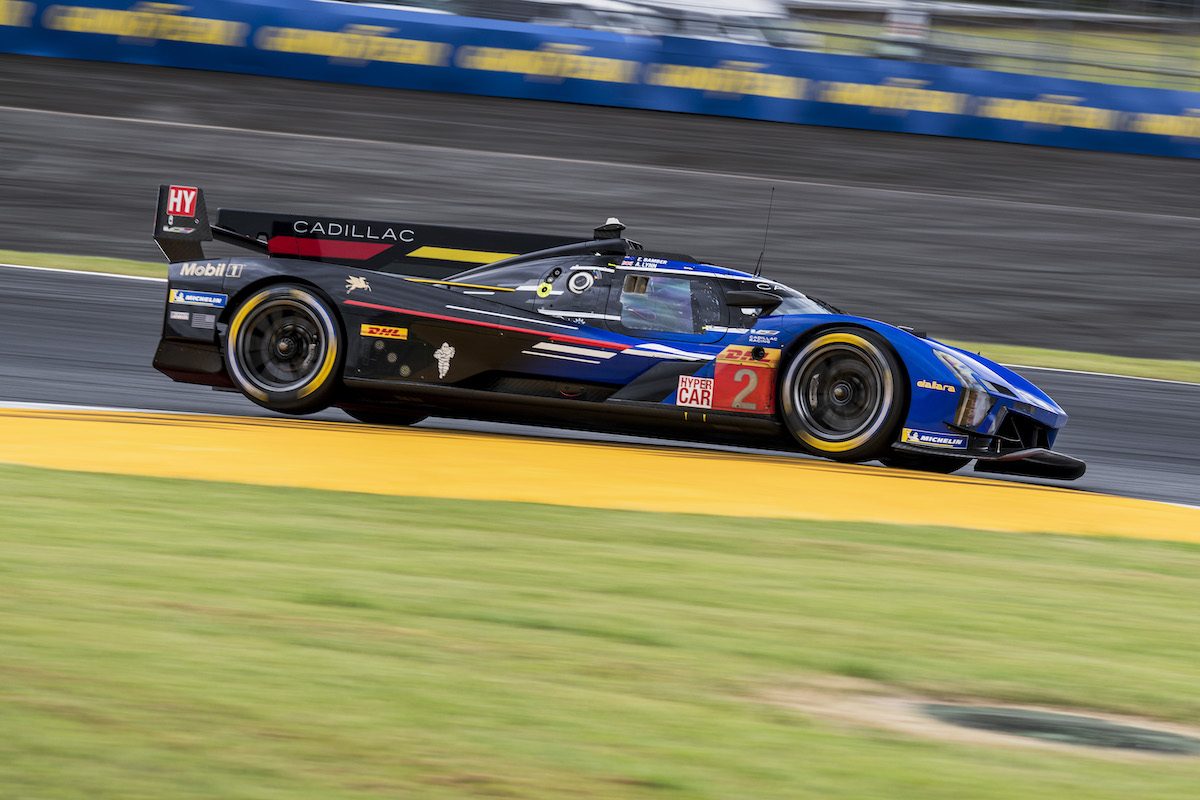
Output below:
[934,350,992,428]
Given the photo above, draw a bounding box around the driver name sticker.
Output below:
[676,375,713,409]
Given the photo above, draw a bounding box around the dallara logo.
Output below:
[917,379,956,393]
[360,324,407,340]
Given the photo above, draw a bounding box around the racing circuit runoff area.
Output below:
[1,53,1200,800]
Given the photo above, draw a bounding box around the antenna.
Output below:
[753,187,775,278]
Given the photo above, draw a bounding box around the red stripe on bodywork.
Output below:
[268,236,393,260]
[345,299,628,351]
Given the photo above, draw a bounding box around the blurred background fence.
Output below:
[360,0,1200,91]
[1,0,1198,156]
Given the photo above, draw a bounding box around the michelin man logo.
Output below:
[434,342,455,379]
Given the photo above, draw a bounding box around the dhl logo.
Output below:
[360,324,408,340]
[716,345,781,367]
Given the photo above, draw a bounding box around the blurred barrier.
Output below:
[1,0,1198,158]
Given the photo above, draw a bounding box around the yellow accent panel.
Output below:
[405,246,518,263]
[0,408,1197,542]
[403,278,515,292]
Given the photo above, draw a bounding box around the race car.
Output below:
[151,184,1085,480]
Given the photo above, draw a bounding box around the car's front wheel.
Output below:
[779,328,907,462]
[224,284,342,414]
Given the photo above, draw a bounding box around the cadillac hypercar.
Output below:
[152,184,1085,480]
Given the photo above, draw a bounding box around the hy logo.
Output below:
[345,276,371,294]
[166,185,198,218]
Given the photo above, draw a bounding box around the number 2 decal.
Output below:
[731,368,759,410]
[713,346,779,414]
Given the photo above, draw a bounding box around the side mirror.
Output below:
[725,290,782,315]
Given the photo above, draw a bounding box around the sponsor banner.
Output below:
[901,427,969,450]
[1,1,1199,158]
[177,261,244,278]
[169,288,227,308]
[360,323,407,339]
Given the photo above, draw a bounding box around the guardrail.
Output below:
[0,0,1197,158]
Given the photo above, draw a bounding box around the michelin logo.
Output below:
[901,428,969,450]
[169,289,227,308]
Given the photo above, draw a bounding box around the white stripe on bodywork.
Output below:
[533,342,616,360]
[630,343,714,360]
[521,349,601,365]
[443,304,577,329]
[539,309,621,321]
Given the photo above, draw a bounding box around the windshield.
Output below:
[771,290,835,316]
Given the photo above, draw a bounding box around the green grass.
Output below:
[945,340,1200,384]
[0,247,166,279]
[2,247,1194,383]
[2,464,1199,799]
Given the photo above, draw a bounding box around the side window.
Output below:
[612,274,725,341]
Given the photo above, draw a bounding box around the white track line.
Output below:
[2,262,1195,388]
[0,262,166,283]
[1,103,1197,224]
[1004,363,1200,388]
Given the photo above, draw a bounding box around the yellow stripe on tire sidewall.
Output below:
[295,287,338,400]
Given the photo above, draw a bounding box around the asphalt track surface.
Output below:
[1,266,1196,507]
[1,55,1199,359]
[0,55,1195,506]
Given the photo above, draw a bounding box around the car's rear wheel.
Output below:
[880,452,971,474]
[780,328,907,462]
[343,407,428,427]
[224,284,342,414]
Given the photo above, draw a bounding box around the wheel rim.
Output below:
[793,341,892,444]
[234,298,327,393]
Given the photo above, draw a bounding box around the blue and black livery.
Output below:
[152,185,1084,481]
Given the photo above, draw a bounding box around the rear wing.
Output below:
[153,184,577,276]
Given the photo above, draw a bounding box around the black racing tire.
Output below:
[880,452,971,474]
[343,407,428,427]
[779,327,907,462]
[224,283,343,415]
